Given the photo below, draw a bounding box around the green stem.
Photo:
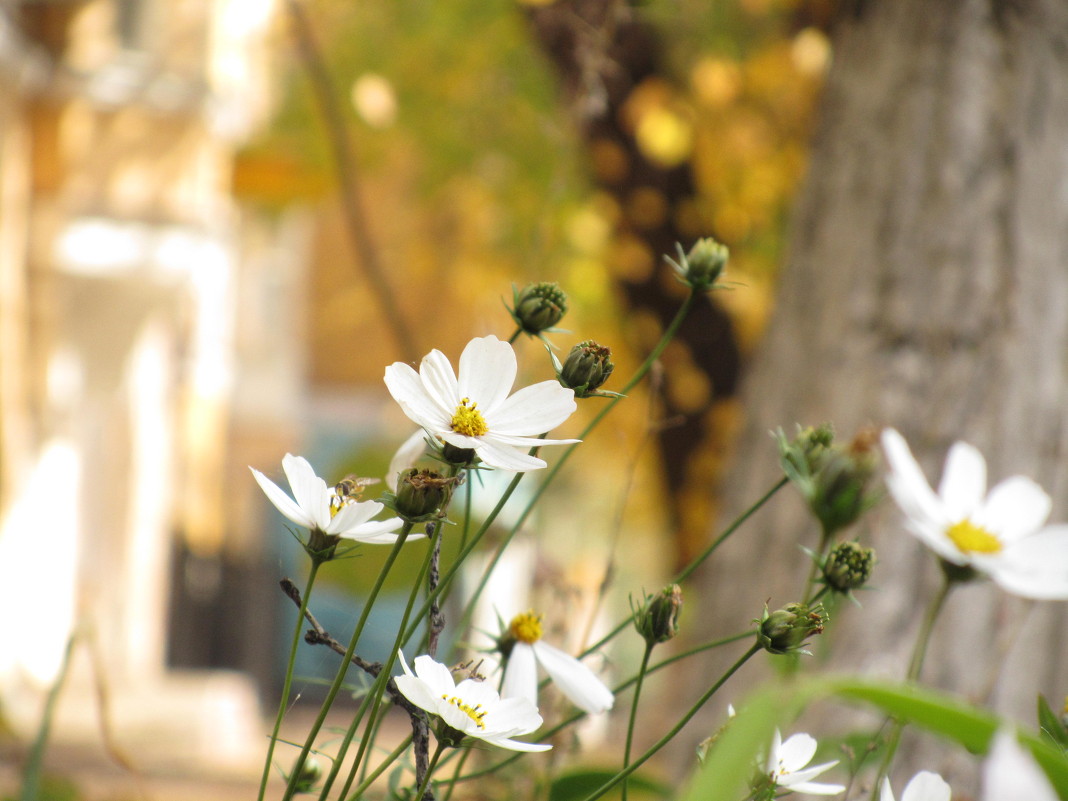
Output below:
[508,327,523,344]
[258,560,320,801]
[282,523,413,799]
[622,643,655,801]
[577,643,762,801]
[440,747,472,801]
[333,526,442,801]
[345,734,413,801]
[802,524,832,604]
[871,574,954,800]
[22,631,78,801]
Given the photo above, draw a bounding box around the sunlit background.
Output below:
[0,0,829,796]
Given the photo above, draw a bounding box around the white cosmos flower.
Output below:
[881,429,1068,599]
[879,771,951,801]
[394,651,551,752]
[384,335,578,472]
[500,611,614,715]
[767,730,844,795]
[981,729,1058,801]
[250,453,409,543]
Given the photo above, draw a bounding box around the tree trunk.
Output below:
[697,0,1068,791]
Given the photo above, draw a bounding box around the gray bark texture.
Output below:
[691,0,1068,791]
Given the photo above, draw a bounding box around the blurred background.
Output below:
[5,0,1067,798]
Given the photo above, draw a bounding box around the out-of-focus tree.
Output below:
[698,0,1068,792]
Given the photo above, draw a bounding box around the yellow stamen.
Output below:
[945,519,1002,554]
[440,694,487,729]
[508,611,543,644]
[450,398,488,437]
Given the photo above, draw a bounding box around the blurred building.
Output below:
[0,0,305,770]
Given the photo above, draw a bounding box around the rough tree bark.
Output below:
[696,0,1068,791]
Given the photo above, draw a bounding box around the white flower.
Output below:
[384,335,578,472]
[250,453,409,543]
[879,771,951,801]
[767,730,844,795]
[394,651,551,752]
[881,429,1068,599]
[500,611,614,715]
[981,729,1058,801]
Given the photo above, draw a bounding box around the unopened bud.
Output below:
[291,757,322,794]
[560,340,614,397]
[634,584,683,646]
[755,602,826,655]
[511,282,568,335]
[394,468,459,520]
[823,541,875,592]
[665,238,729,291]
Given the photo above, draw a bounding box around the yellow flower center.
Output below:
[440,694,487,729]
[450,398,488,437]
[945,519,1002,554]
[508,611,543,644]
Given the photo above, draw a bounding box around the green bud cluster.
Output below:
[664,238,729,292]
[822,541,876,592]
[633,584,683,647]
[755,602,826,655]
[560,340,614,397]
[510,282,568,335]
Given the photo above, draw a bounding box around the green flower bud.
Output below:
[775,423,835,485]
[808,430,878,534]
[291,756,322,794]
[560,340,614,396]
[394,468,459,520]
[822,541,876,592]
[304,527,341,564]
[755,602,826,656]
[511,282,568,335]
[634,584,683,647]
[440,442,477,468]
[665,238,729,291]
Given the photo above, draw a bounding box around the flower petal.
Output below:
[385,362,451,430]
[881,429,947,531]
[394,652,443,714]
[501,642,539,709]
[780,759,839,787]
[937,441,986,520]
[419,349,461,411]
[412,653,457,695]
[457,336,517,413]
[901,771,951,801]
[986,526,1068,599]
[982,729,1058,801]
[533,641,614,714]
[475,439,548,472]
[250,466,314,529]
[973,476,1051,544]
[283,453,331,530]
[386,429,431,492]
[777,732,818,772]
[486,381,576,436]
[786,779,846,795]
[480,735,552,752]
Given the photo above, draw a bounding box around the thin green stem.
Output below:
[871,575,954,800]
[282,524,413,799]
[802,525,833,604]
[22,631,78,801]
[440,748,472,801]
[345,734,413,801]
[508,327,523,344]
[622,643,655,801]
[577,643,762,801]
[334,526,441,801]
[259,560,320,801]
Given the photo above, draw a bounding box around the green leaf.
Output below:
[1039,694,1068,751]
[548,769,670,801]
